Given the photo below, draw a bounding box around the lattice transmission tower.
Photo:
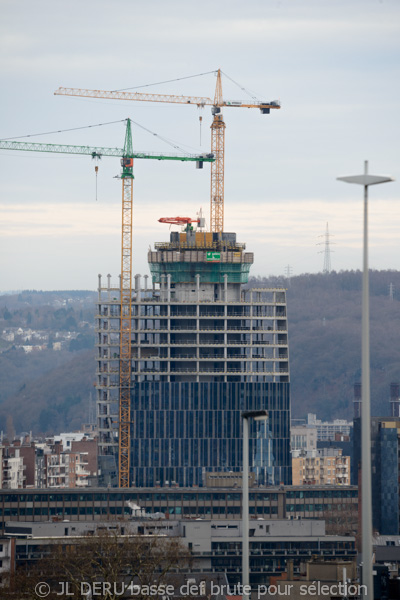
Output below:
[318,222,334,273]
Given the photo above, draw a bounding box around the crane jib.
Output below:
[0,140,214,162]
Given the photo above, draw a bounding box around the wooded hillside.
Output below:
[0,270,399,434]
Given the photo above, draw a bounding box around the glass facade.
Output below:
[380,427,399,534]
[354,416,400,534]
[130,381,291,487]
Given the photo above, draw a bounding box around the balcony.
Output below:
[137,366,289,376]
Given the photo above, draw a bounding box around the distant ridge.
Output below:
[1,271,399,434]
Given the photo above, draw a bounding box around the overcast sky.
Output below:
[1,0,399,291]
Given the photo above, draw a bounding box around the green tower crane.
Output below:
[0,118,214,488]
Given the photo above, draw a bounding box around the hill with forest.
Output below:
[0,271,399,434]
[0,291,96,435]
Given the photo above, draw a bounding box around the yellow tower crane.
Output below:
[54,69,280,233]
[0,120,214,488]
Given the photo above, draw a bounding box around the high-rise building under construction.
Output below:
[96,226,291,487]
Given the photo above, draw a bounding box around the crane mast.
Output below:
[119,120,134,488]
[210,69,226,233]
[55,70,280,233]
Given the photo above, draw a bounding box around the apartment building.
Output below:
[292,449,350,486]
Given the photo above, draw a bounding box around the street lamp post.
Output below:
[241,409,268,599]
[337,161,394,600]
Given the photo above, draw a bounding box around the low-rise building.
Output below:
[270,558,360,600]
[2,517,356,587]
[0,485,358,537]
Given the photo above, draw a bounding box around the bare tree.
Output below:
[4,527,192,600]
[323,502,358,538]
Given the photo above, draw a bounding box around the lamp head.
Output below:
[337,174,394,186]
[241,410,268,421]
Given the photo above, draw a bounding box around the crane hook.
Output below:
[198,106,204,146]
[92,152,101,201]
[95,165,99,201]
[199,115,203,146]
